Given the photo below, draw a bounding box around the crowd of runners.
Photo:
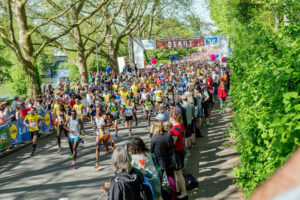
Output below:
[0,52,230,199]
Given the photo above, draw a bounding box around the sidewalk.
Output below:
[186,97,240,199]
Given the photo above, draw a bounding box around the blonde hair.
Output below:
[170,111,183,124]
[153,120,163,135]
[163,121,173,132]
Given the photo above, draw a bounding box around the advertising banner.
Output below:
[41,112,52,134]
[205,36,219,46]
[17,120,31,142]
[0,124,11,151]
[156,37,205,49]
[9,121,20,146]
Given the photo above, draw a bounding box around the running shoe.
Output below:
[121,119,125,123]
[80,138,84,144]
[30,153,34,158]
[206,123,211,126]
[80,131,85,136]
[69,155,74,159]
[57,147,62,153]
[114,134,118,139]
[105,150,110,155]
[111,142,116,150]
[71,161,75,167]
[146,126,150,130]
[135,121,138,126]
[94,162,100,168]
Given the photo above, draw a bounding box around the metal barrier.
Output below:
[0,111,52,152]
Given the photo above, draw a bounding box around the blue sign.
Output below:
[205,36,219,46]
[17,120,31,142]
[9,121,20,146]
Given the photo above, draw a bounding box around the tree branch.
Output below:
[28,0,81,36]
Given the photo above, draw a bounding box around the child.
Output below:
[102,180,111,196]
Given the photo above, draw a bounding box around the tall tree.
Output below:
[0,0,107,96]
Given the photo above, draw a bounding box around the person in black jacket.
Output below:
[150,121,177,200]
[108,147,145,200]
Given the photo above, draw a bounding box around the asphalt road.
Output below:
[0,102,240,200]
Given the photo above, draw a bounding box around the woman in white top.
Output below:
[65,110,81,167]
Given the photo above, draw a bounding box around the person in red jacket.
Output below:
[218,81,227,114]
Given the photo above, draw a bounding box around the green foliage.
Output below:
[36,51,56,76]
[145,48,198,64]
[62,61,80,81]
[88,58,109,72]
[208,0,300,197]
[8,64,27,95]
[0,44,12,83]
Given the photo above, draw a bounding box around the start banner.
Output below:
[156,37,205,49]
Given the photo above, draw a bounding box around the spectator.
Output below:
[11,95,21,111]
[169,111,188,199]
[181,95,194,150]
[151,121,177,200]
[128,137,162,200]
[108,147,147,200]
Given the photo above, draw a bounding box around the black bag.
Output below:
[161,185,172,200]
[184,174,199,190]
[139,181,153,200]
[169,152,179,170]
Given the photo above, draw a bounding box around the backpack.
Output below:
[139,179,153,200]
[184,173,199,190]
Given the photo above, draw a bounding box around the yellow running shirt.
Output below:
[120,91,129,105]
[154,90,163,102]
[131,85,139,95]
[24,114,44,132]
[103,93,112,104]
[73,103,85,119]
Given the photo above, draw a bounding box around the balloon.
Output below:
[106,66,111,73]
[169,56,173,60]
[139,159,145,166]
[151,58,157,64]
[174,56,178,61]
[216,54,219,58]
[210,54,216,61]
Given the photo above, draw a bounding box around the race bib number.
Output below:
[76,110,82,115]
[111,111,117,116]
[121,98,127,103]
[30,121,37,128]
[156,96,162,101]
[58,116,63,122]
[146,105,152,111]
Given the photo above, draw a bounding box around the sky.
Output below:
[192,0,217,34]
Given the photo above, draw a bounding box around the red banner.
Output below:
[156,37,205,49]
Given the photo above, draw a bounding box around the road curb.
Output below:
[0,130,55,159]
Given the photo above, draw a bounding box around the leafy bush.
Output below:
[208,0,300,197]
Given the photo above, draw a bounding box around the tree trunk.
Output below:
[106,26,119,74]
[71,8,89,83]
[107,36,119,74]
[76,59,88,84]
[15,0,40,97]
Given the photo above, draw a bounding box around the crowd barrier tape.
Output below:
[2,111,53,150]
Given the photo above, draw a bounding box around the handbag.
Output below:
[170,152,179,170]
